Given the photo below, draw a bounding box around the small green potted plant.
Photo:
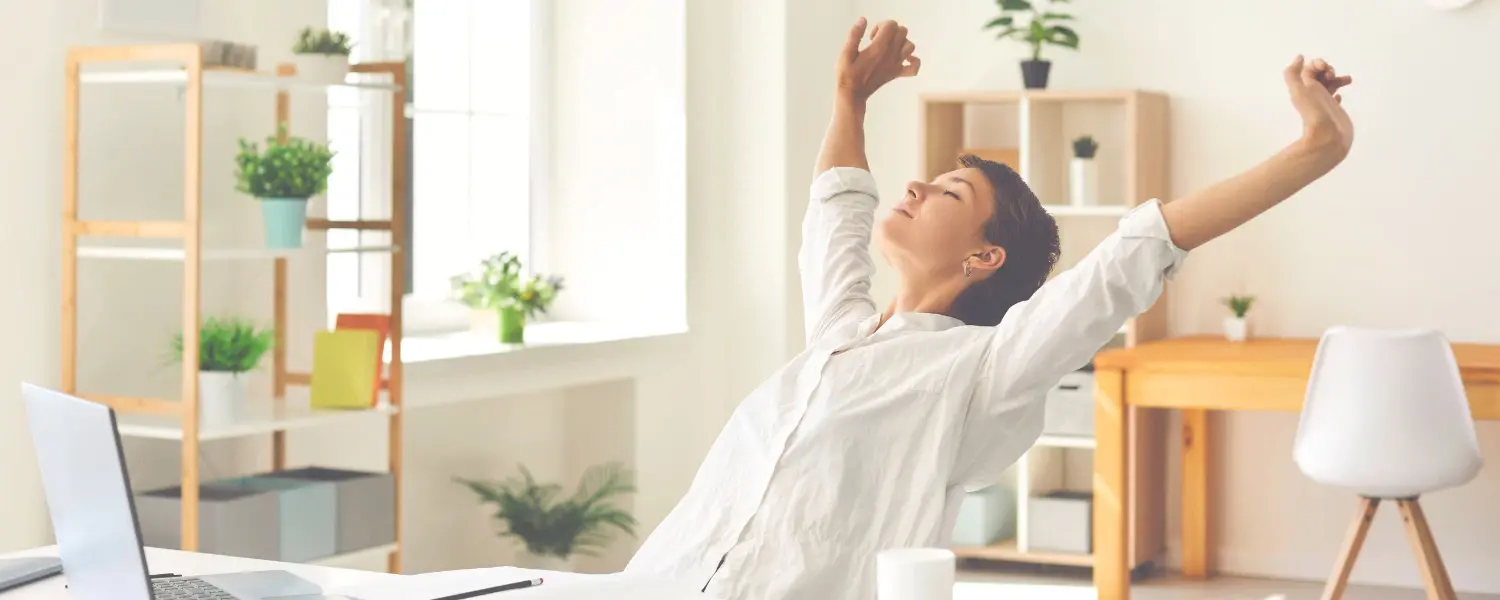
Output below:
[1070,135,1099,206]
[983,0,1079,89]
[171,317,274,425]
[1222,295,1255,342]
[234,126,335,249]
[456,463,636,571]
[292,27,353,84]
[451,252,564,344]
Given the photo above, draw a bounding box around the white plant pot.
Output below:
[292,54,349,85]
[513,551,570,572]
[1069,158,1098,207]
[198,371,247,426]
[1223,316,1249,342]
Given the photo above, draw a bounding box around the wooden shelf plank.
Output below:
[78,67,400,92]
[77,244,398,261]
[953,539,1093,567]
[114,401,398,441]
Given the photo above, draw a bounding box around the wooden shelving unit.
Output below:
[59,44,408,572]
[922,89,1170,572]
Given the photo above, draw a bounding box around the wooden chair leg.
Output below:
[1321,498,1380,600]
[1398,498,1458,600]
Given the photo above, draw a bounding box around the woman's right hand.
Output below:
[835,18,919,105]
[1285,55,1354,162]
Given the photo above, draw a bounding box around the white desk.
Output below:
[0,546,399,599]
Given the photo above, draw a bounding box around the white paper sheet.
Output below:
[323,567,710,600]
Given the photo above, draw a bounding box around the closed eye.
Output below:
[943,190,962,201]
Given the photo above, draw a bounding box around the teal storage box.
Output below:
[267,467,395,554]
[214,475,337,562]
[952,484,1014,546]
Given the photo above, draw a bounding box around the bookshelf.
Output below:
[59,44,408,572]
[922,89,1170,571]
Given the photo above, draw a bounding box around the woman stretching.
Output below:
[627,18,1354,600]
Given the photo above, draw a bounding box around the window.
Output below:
[326,0,547,333]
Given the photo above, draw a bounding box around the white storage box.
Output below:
[952,485,1014,546]
[1028,491,1092,554]
[1044,371,1094,438]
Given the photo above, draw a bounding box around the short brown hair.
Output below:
[947,155,1061,327]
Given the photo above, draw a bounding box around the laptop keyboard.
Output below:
[152,577,236,599]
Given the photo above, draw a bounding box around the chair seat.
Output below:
[1295,447,1482,498]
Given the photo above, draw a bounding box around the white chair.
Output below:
[1294,327,1482,600]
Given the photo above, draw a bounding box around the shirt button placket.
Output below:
[723,350,832,558]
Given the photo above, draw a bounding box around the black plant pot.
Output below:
[1020,60,1052,90]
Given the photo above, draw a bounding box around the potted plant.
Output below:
[234,127,335,249]
[1222,295,1255,342]
[292,27,353,84]
[1069,135,1099,206]
[456,463,636,571]
[451,252,564,344]
[171,317,274,426]
[983,0,1079,89]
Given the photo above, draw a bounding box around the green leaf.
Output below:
[170,317,274,372]
[1039,12,1074,21]
[991,26,1021,40]
[982,15,1014,29]
[1046,25,1080,49]
[997,0,1033,10]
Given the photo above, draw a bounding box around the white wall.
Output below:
[840,0,1500,592]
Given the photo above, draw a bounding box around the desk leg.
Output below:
[1181,408,1209,578]
[1094,368,1130,600]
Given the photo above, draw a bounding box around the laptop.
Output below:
[22,384,327,600]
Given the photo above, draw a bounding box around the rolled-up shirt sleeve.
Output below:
[799,167,881,345]
[952,199,1189,485]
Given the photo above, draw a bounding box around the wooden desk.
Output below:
[1090,337,1500,600]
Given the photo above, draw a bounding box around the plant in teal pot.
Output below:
[234,127,335,249]
[451,251,564,344]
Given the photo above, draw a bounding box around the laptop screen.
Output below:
[23,384,154,600]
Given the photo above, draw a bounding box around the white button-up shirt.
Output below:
[626,167,1187,600]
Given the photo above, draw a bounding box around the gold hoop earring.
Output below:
[962,261,972,277]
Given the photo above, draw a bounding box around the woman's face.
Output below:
[876,166,997,276]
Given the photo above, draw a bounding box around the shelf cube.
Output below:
[213,475,337,562]
[135,485,279,560]
[267,467,395,554]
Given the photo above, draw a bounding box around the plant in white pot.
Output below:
[235,127,336,249]
[292,27,353,84]
[1069,135,1098,206]
[1222,295,1255,342]
[171,317,274,426]
[983,0,1079,90]
[456,463,636,571]
[451,251,564,344]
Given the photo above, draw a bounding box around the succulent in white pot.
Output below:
[172,317,274,426]
[456,463,636,571]
[1069,135,1099,206]
[291,27,353,84]
[1222,295,1255,342]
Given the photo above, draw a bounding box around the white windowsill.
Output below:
[400,320,689,364]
